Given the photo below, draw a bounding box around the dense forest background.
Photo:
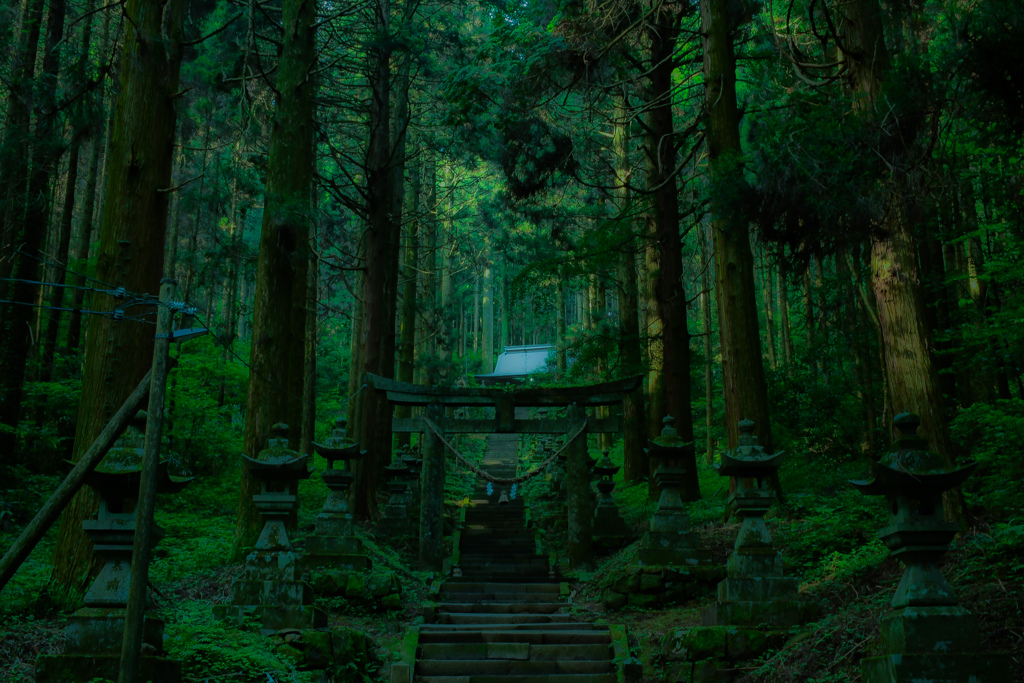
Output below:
[1,0,1023,679]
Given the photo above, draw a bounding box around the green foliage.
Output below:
[950,399,1024,521]
[165,336,248,476]
[163,602,319,682]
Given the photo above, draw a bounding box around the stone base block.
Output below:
[314,514,354,538]
[862,653,1011,683]
[644,530,702,551]
[717,576,799,603]
[306,534,362,556]
[638,547,712,566]
[35,655,181,683]
[213,603,327,634]
[244,550,302,581]
[725,548,784,578]
[230,579,314,606]
[703,599,817,628]
[64,608,165,653]
[879,606,980,654]
[304,552,372,572]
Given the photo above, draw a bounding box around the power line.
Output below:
[12,247,124,291]
[0,298,154,323]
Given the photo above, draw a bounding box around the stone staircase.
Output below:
[414,432,617,683]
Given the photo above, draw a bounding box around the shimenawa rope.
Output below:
[420,417,587,485]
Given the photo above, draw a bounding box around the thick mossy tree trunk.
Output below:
[701,0,773,454]
[233,0,316,555]
[645,4,698,500]
[350,0,393,519]
[611,86,647,483]
[395,143,420,450]
[844,0,962,520]
[50,0,185,594]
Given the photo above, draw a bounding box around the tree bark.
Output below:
[234,0,317,555]
[51,0,186,593]
[701,0,773,456]
[645,4,698,499]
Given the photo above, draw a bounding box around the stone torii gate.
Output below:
[363,373,642,570]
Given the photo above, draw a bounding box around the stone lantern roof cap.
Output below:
[82,411,192,495]
[646,416,692,461]
[312,417,366,463]
[593,449,620,477]
[715,419,783,476]
[849,412,976,495]
[242,423,311,479]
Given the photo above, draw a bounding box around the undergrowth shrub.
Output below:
[950,399,1024,520]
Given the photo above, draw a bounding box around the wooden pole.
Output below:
[119,278,175,683]
[566,403,593,571]
[419,401,445,571]
[0,370,152,593]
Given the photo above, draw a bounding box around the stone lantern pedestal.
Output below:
[851,413,1009,683]
[703,420,815,628]
[215,423,326,634]
[638,417,711,567]
[401,445,422,528]
[36,412,191,683]
[306,417,371,571]
[592,450,630,552]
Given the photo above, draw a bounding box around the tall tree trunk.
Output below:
[612,86,647,483]
[699,220,715,465]
[845,0,962,520]
[483,257,494,372]
[777,268,794,374]
[555,279,567,375]
[395,145,420,450]
[51,0,186,593]
[234,0,317,554]
[759,249,777,371]
[350,0,393,519]
[701,0,773,457]
[645,4,698,499]
[421,151,439,372]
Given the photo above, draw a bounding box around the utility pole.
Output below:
[118,279,175,683]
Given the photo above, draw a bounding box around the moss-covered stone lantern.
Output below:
[377,450,412,537]
[36,411,191,683]
[307,417,370,571]
[704,419,815,628]
[215,423,325,633]
[638,416,711,566]
[592,450,630,551]
[851,413,1009,682]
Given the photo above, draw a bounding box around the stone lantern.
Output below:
[704,419,814,628]
[377,450,412,537]
[851,413,1008,682]
[401,444,423,524]
[37,412,191,683]
[592,450,630,551]
[307,417,370,571]
[215,423,325,633]
[638,416,711,566]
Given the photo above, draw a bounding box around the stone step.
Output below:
[439,594,560,604]
[417,630,610,645]
[419,623,607,634]
[438,613,576,625]
[419,643,611,661]
[416,659,613,676]
[417,674,615,683]
[441,582,560,594]
[436,603,567,615]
